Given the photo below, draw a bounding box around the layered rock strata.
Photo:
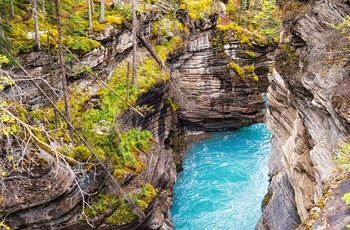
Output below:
[257,1,350,229]
[169,29,273,131]
[1,10,274,230]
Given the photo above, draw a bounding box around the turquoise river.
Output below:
[171,123,271,230]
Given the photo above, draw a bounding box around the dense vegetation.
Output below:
[0,0,283,227]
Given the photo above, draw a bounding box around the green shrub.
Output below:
[105,199,136,225]
[12,38,35,54]
[67,14,88,36]
[92,21,106,33]
[111,129,154,175]
[84,193,136,225]
[154,37,182,62]
[72,144,91,161]
[85,183,156,226]
[334,143,350,170]
[65,36,101,55]
[334,15,350,34]
[135,183,157,210]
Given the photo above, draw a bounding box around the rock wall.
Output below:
[2,84,178,230]
[169,29,273,131]
[257,1,350,229]
[4,25,133,108]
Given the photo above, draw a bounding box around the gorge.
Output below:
[0,0,350,229]
[171,124,271,229]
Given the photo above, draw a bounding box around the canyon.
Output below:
[1,0,350,229]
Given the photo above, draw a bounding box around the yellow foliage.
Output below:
[240,35,252,47]
[39,29,59,49]
[0,221,10,230]
[228,62,245,80]
[93,21,106,33]
[216,16,242,37]
[105,15,123,26]
[0,55,9,64]
[226,0,239,17]
[154,36,182,62]
[180,0,215,19]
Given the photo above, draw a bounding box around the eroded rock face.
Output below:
[257,1,350,229]
[169,30,273,131]
[310,177,350,230]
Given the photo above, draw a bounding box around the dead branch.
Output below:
[124,21,165,70]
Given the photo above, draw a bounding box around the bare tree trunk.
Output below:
[99,0,105,23]
[124,22,165,71]
[41,0,46,13]
[54,0,71,133]
[131,0,137,87]
[9,0,14,18]
[0,15,4,41]
[91,0,94,14]
[87,0,93,33]
[33,0,41,50]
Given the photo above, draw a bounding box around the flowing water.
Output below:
[171,123,271,230]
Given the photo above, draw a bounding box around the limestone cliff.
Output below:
[257,1,350,229]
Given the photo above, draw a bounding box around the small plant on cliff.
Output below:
[0,221,10,230]
[244,65,255,74]
[334,142,350,218]
[343,193,350,205]
[244,50,256,58]
[167,97,179,111]
[84,183,156,226]
[333,16,350,35]
[113,128,154,177]
[228,62,245,80]
[180,0,218,20]
[334,143,350,171]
